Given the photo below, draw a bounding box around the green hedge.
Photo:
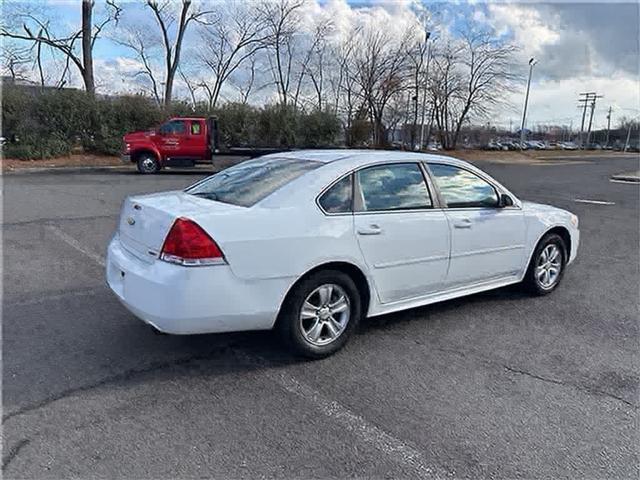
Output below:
[2,85,343,160]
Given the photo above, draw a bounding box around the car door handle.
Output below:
[453,218,472,229]
[357,224,382,235]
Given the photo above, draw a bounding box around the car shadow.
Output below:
[131,282,532,371]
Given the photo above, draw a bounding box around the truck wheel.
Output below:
[136,154,160,174]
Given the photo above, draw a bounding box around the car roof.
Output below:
[262,149,468,169]
[256,148,521,209]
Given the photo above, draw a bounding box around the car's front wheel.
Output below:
[136,153,160,174]
[278,270,361,358]
[523,233,567,295]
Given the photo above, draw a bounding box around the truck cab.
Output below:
[122,117,219,173]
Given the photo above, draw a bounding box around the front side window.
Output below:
[159,120,187,135]
[319,175,353,213]
[190,121,202,135]
[356,163,432,212]
[429,164,499,208]
[186,157,321,207]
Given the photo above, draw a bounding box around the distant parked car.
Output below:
[107,150,580,358]
[527,141,546,150]
[560,142,578,150]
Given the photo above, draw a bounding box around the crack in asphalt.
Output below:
[4,287,105,308]
[2,344,238,424]
[433,346,637,409]
[501,365,637,408]
[2,439,30,470]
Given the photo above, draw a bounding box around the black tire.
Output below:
[523,233,567,295]
[136,153,160,174]
[277,270,362,359]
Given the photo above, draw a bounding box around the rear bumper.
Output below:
[121,154,132,163]
[106,236,290,334]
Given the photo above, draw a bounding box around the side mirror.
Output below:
[499,193,514,208]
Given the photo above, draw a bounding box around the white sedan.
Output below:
[107,150,579,358]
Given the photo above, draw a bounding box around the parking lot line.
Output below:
[573,198,616,205]
[33,226,449,478]
[237,350,451,479]
[46,224,106,267]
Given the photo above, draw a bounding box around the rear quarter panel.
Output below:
[196,206,368,282]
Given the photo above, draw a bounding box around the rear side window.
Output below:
[429,163,499,208]
[186,157,321,207]
[356,163,432,211]
[319,175,353,213]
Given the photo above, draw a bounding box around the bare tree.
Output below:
[292,20,332,110]
[228,54,272,104]
[326,29,361,143]
[197,2,269,111]
[1,44,32,82]
[429,31,518,149]
[179,66,200,110]
[1,0,122,94]
[350,27,416,147]
[115,28,163,105]
[258,0,304,106]
[406,30,430,148]
[143,0,213,107]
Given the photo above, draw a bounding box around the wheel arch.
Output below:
[525,225,572,274]
[277,261,373,322]
[545,226,571,258]
[131,148,160,163]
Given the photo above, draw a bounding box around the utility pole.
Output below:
[578,92,594,148]
[605,106,612,147]
[585,94,603,146]
[577,92,601,148]
[520,57,537,150]
[624,122,632,152]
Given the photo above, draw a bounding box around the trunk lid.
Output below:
[118,191,244,259]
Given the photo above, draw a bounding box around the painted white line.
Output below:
[237,351,450,479]
[574,199,615,205]
[47,225,106,267]
[610,178,640,185]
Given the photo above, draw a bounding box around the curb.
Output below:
[2,165,218,175]
[3,165,129,175]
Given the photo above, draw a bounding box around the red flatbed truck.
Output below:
[121,117,221,173]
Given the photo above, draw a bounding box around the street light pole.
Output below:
[520,57,537,150]
[419,31,432,150]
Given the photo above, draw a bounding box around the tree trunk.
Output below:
[81,0,95,95]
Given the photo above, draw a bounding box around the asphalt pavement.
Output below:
[3,154,639,479]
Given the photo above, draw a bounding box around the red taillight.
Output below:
[160,218,225,266]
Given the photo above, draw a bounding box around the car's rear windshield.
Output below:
[185,157,322,207]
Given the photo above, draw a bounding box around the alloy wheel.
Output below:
[299,283,350,346]
[535,243,562,289]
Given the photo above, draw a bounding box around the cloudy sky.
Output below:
[4,0,639,130]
